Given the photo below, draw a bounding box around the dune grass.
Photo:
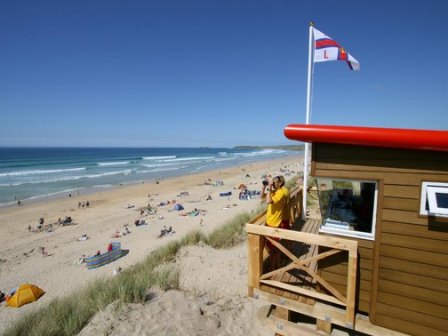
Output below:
[3,209,260,336]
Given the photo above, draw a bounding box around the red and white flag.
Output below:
[313,27,360,71]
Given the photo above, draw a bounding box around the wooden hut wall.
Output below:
[312,143,448,336]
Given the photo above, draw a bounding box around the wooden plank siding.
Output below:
[312,143,448,336]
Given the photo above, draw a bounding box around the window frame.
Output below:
[419,181,448,217]
[421,182,448,217]
[317,178,378,241]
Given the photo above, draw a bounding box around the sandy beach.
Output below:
[0,156,302,334]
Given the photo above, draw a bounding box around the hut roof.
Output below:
[284,124,448,152]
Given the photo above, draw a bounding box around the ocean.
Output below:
[0,147,298,207]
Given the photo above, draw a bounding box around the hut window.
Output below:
[420,182,448,217]
[316,179,377,240]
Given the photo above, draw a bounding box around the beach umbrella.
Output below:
[6,284,44,308]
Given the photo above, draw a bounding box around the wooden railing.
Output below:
[246,186,358,328]
[287,185,303,224]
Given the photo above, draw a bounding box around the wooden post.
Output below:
[316,318,332,334]
[247,230,263,297]
[297,187,303,220]
[275,306,290,321]
[345,247,358,328]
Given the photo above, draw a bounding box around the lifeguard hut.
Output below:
[246,125,448,336]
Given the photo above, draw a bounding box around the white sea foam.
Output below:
[161,156,215,162]
[233,149,286,157]
[213,157,236,162]
[0,182,24,187]
[142,155,176,160]
[195,165,209,171]
[141,162,182,168]
[0,167,86,177]
[97,161,130,166]
[27,188,77,201]
[92,184,113,189]
[58,169,134,180]
[138,167,181,173]
[0,169,134,186]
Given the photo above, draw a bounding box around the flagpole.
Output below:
[302,21,314,220]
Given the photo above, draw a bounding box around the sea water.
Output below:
[0,147,298,207]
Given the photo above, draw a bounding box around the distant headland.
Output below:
[233,145,304,151]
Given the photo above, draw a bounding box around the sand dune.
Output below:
[79,244,273,336]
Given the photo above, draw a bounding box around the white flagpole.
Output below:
[302,21,314,220]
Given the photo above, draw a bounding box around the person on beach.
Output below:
[37,217,44,231]
[264,175,289,269]
[266,176,290,229]
[40,246,48,256]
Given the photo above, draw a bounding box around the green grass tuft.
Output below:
[206,212,251,249]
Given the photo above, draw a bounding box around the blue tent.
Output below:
[173,203,184,211]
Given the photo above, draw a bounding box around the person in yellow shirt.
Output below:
[265,176,289,228]
[263,175,289,269]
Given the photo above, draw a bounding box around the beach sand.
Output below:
[0,156,302,334]
[78,244,351,336]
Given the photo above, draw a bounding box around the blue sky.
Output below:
[0,0,447,147]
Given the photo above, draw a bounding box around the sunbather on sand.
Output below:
[158,225,175,238]
[78,254,86,264]
[78,234,88,241]
[134,219,147,226]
